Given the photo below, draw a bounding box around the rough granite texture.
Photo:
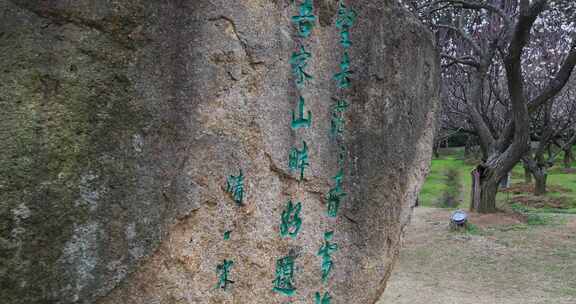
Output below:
[0,0,439,303]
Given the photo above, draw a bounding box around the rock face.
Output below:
[0,0,439,303]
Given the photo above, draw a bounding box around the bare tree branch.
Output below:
[431,0,513,31]
[498,32,576,149]
[528,37,576,111]
[496,0,547,156]
[441,53,480,67]
[435,24,483,56]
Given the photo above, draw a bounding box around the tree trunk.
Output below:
[499,172,511,189]
[533,168,547,195]
[470,169,481,211]
[564,147,573,169]
[524,164,532,183]
[464,136,473,158]
[524,157,548,195]
[479,176,499,213]
[471,167,499,213]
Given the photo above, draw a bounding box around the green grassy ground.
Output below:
[381,147,576,304]
[419,148,472,207]
[420,147,576,213]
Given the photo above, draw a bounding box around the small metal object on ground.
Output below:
[450,210,468,230]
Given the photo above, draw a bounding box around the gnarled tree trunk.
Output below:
[479,176,499,213]
[444,0,576,213]
[533,169,548,195]
[524,163,533,183]
[564,146,573,169]
[471,164,504,213]
[523,156,548,195]
[464,135,474,158]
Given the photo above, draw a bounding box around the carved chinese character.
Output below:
[336,1,356,48]
[326,170,346,217]
[336,1,357,30]
[290,46,313,87]
[226,169,244,205]
[338,144,348,167]
[315,291,332,304]
[317,231,338,283]
[292,96,312,129]
[340,28,352,48]
[333,99,349,113]
[331,112,345,138]
[334,52,352,89]
[330,99,349,137]
[272,255,296,296]
[289,141,310,181]
[216,259,234,290]
[292,0,316,38]
[280,200,302,239]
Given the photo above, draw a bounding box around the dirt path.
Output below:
[378,208,576,304]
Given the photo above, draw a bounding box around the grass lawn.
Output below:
[420,147,576,214]
[381,147,576,304]
[419,148,472,207]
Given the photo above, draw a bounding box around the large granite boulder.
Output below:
[0,0,439,303]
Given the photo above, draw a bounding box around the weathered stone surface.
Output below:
[0,0,439,303]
